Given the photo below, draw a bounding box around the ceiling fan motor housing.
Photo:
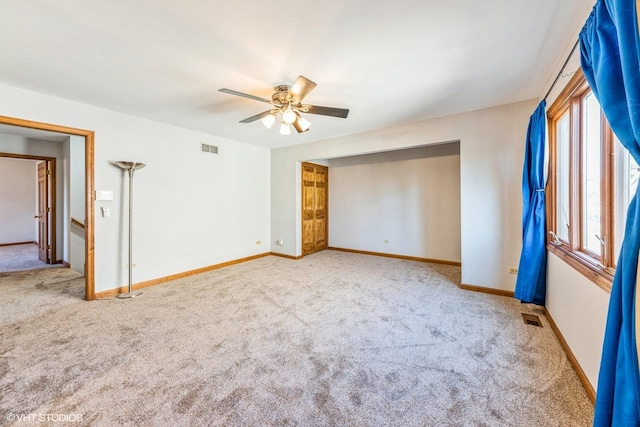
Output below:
[272,85,292,105]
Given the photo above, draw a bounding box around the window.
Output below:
[547,69,638,291]
[614,135,640,261]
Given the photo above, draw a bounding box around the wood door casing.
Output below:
[302,162,328,256]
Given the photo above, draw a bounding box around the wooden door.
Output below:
[37,161,49,263]
[302,162,328,256]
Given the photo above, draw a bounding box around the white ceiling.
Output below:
[0,1,588,149]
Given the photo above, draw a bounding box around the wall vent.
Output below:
[201,143,218,154]
[521,313,543,327]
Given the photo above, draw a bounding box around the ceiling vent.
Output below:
[201,143,218,154]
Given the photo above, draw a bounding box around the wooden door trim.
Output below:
[301,162,329,257]
[0,152,56,161]
[0,115,95,300]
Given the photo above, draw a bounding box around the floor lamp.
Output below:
[116,161,146,299]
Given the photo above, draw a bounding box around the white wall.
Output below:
[69,136,85,221]
[272,99,535,291]
[65,135,85,274]
[0,134,64,258]
[328,143,461,262]
[0,83,271,294]
[0,157,36,244]
[547,254,609,388]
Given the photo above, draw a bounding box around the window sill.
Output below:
[547,243,613,293]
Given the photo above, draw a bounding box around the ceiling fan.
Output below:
[219,76,349,135]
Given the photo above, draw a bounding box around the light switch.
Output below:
[101,206,110,217]
[95,190,114,201]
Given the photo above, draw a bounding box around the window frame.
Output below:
[547,69,615,292]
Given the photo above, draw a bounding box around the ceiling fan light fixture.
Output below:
[282,107,296,125]
[279,122,291,135]
[296,115,311,132]
[261,113,276,129]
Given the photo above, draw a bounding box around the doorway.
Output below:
[0,154,56,265]
[0,115,95,300]
[301,162,328,256]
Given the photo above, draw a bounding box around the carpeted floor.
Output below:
[0,243,62,273]
[0,251,593,426]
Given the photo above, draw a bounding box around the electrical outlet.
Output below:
[384,240,389,243]
[276,240,284,245]
[508,267,518,274]
[255,240,261,245]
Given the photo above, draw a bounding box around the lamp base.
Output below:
[116,290,143,299]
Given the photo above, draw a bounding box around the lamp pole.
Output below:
[115,161,146,299]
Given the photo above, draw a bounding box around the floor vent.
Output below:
[201,143,218,154]
[522,313,543,327]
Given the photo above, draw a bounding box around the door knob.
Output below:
[34,215,41,218]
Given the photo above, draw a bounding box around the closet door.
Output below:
[302,162,328,256]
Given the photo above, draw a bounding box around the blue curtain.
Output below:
[580,0,640,425]
[514,101,547,306]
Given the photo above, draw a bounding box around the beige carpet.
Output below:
[0,251,593,426]
[0,243,61,273]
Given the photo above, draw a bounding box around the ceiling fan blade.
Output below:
[303,105,349,118]
[288,76,317,103]
[219,88,271,103]
[239,110,273,123]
